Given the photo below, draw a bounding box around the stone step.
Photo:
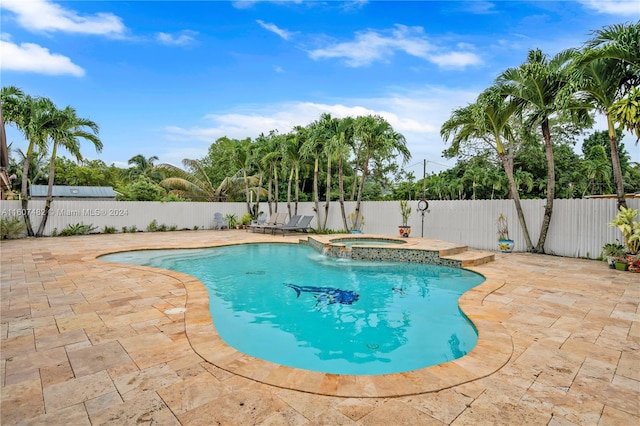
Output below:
[441,249,495,267]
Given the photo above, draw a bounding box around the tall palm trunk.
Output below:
[266,168,273,215]
[312,156,322,230]
[36,143,58,237]
[273,165,279,213]
[338,156,348,231]
[20,144,35,236]
[607,116,627,209]
[323,156,331,230]
[535,118,555,253]
[353,155,369,230]
[499,151,534,251]
[243,169,251,214]
[286,168,293,218]
[294,166,300,215]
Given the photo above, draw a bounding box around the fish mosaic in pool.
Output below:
[284,283,360,307]
[100,243,485,375]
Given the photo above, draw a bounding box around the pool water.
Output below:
[101,243,484,375]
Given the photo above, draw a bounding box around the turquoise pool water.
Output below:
[101,243,484,375]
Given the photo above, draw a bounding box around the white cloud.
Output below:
[0,0,125,35]
[163,86,479,172]
[577,0,640,16]
[0,38,84,76]
[257,20,294,40]
[430,52,482,68]
[462,1,497,14]
[308,25,481,69]
[156,31,198,46]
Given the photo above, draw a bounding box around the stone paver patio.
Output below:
[1,230,638,425]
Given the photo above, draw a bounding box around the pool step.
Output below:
[440,249,495,267]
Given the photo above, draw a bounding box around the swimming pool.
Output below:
[101,243,484,375]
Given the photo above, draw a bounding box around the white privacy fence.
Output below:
[1,198,638,259]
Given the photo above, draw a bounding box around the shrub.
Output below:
[147,219,159,232]
[169,225,177,231]
[103,226,117,234]
[59,223,97,236]
[241,213,253,226]
[0,216,26,239]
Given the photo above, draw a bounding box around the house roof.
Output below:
[30,185,116,198]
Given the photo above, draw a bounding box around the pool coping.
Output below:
[95,238,513,398]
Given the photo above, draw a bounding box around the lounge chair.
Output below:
[248,212,277,232]
[252,212,288,233]
[273,215,314,235]
[265,215,300,234]
[213,212,228,230]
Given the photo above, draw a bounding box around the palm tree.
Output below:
[159,159,223,201]
[580,21,640,92]
[260,132,283,216]
[127,154,160,181]
[577,21,640,207]
[301,119,328,231]
[330,116,356,231]
[36,106,102,236]
[1,90,57,235]
[283,126,305,217]
[581,144,612,196]
[441,87,534,250]
[497,49,590,253]
[609,86,640,143]
[571,52,630,208]
[353,115,410,230]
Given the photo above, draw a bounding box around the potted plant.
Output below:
[602,241,626,269]
[225,213,238,229]
[497,213,514,253]
[608,206,640,256]
[240,213,253,229]
[347,210,365,234]
[399,200,412,237]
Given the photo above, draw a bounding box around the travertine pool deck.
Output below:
[1,230,638,425]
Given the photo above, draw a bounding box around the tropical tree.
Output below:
[577,21,640,207]
[330,116,356,231]
[1,91,60,235]
[36,106,102,236]
[441,87,535,250]
[282,126,306,217]
[571,54,629,208]
[580,21,640,92]
[581,144,612,196]
[353,115,410,230]
[259,131,283,216]
[127,154,161,181]
[609,86,640,143]
[159,159,223,201]
[497,49,591,253]
[301,118,329,230]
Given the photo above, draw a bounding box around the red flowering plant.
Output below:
[627,254,640,273]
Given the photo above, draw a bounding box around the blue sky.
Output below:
[1,0,638,177]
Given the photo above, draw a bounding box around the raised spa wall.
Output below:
[304,236,463,268]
